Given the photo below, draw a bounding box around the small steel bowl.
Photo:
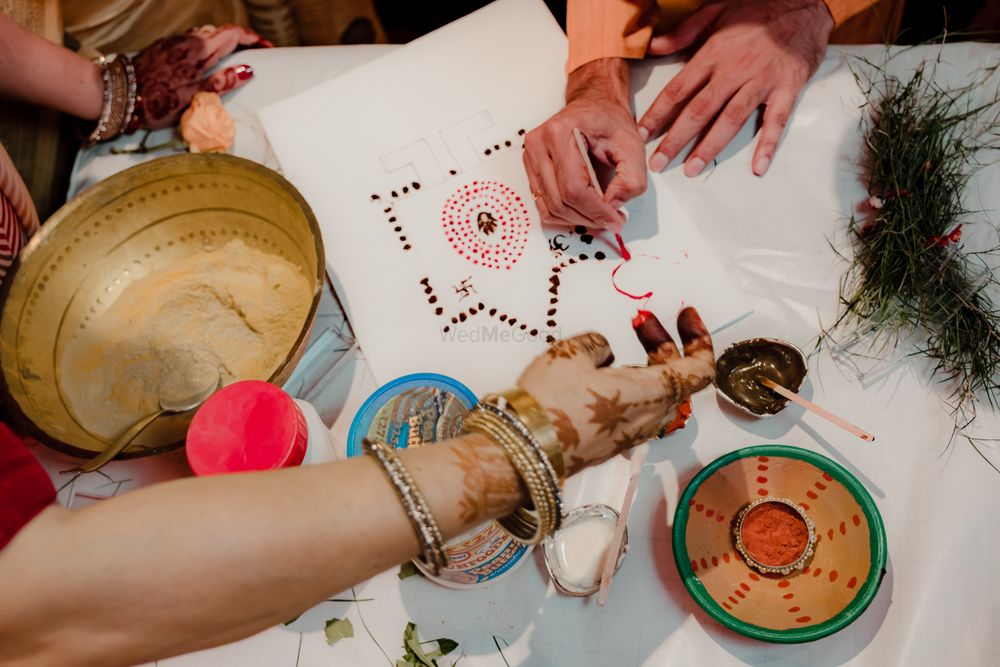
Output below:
[734,497,816,576]
[0,154,324,459]
[714,337,808,417]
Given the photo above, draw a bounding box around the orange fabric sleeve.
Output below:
[823,0,877,26]
[566,0,656,73]
[566,0,890,74]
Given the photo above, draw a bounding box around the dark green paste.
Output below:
[715,339,807,415]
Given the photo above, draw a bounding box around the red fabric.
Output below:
[0,184,25,284]
[0,422,55,550]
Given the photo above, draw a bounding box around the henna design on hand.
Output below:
[451,435,523,524]
[612,429,646,453]
[545,338,579,362]
[548,408,580,451]
[133,24,269,130]
[585,388,632,436]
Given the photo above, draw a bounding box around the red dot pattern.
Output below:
[441,180,530,271]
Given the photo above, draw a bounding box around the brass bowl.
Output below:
[0,154,324,459]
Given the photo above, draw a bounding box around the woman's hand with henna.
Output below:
[517,307,715,475]
[134,24,272,130]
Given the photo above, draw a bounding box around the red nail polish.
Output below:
[235,65,254,81]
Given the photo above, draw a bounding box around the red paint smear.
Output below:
[614,233,631,261]
[612,261,652,301]
[631,309,653,329]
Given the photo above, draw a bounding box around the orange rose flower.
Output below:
[180,92,235,154]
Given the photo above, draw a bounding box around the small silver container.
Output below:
[734,497,816,576]
[543,504,629,597]
[714,337,808,418]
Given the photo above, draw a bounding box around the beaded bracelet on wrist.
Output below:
[363,438,448,575]
[86,54,138,145]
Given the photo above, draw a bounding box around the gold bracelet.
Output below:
[465,411,555,535]
[363,438,448,575]
[495,388,564,482]
[466,413,555,543]
[463,408,562,544]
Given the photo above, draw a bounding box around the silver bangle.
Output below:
[363,438,448,575]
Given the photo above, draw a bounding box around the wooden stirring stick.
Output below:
[571,127,631,261]
[758,377,876,442]
[597,443,648,606]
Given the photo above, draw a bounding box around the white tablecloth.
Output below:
[40,42,1000,666]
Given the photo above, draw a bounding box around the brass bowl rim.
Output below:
[0,153,325,460]
[713,336,808,419]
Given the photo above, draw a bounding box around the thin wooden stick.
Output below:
[571,127,630,261]
[597,443,647,606]
[758,377,876,442]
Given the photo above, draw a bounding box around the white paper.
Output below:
[260,0,749,394]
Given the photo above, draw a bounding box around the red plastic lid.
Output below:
[186,380,308,476]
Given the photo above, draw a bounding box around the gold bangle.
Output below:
[496,388,565,482]
[463,408,562,544]
[476,399,561,512]
[363,438,448,575]
[467,412,555,536]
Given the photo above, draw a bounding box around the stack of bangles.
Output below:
[363,388,565,576]
[86,54,139,145]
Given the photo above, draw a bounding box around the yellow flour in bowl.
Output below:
[60,239,312,440]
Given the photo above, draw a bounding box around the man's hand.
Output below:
[638,0,833,177]
[523,58,646,230]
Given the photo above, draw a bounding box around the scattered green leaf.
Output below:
[324,617,354,647]
[428,638,458,657]
[398,561,422,580]
[396,622,460,666]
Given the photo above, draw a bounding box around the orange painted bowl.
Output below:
[673,445,887,643]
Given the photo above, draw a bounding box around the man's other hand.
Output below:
[639,0,833,178]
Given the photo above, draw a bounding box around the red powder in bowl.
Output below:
[740,502,809,567]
